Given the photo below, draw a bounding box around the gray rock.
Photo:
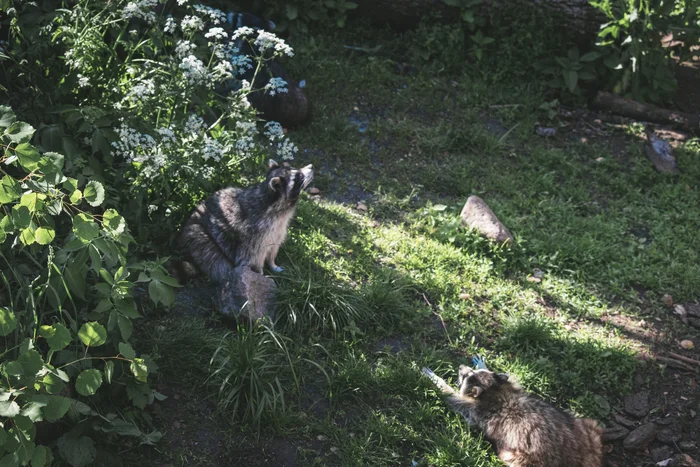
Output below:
[645,129,680,174]
[614,414,637,429]
[624,391,650,418]
[686,303,700,318]
[674,454,700,467]
[623,422,657,451]
[656,417,682,444]
[460,196,514,245]
[688,317,700,330]
[679,441,697,452]
[652,446,675,462]
[215,266,277,322]
[602,423,629,442]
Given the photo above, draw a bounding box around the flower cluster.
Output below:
[175,40,196,58]
[264,122,284,141]
[164,16,177,34]
[179,55,209,86]
[204,27,228,42]
[275,139,298,161]
[112,123,160,166]
[121,0,157,24]
[125,78,156,104]
[201,135,226,162]
[254,31,294,57]
[229,55,253,76]
[265,77,288,96]
[193,5,227,25]
[232,27,254,40]
[181,15,204,34]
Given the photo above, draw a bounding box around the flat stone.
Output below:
[623,422,657,451]
[614,414,637,429]
[602,423,629,442]
[215,266,277,322]
[652,446,675,463]
[656,417,682,444]
[679,441,697,452]
[460,195,513,244]
[624,391,650,418]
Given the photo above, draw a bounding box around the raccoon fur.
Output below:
[443,366,603,467]
[172,160,313,284]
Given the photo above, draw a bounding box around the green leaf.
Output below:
[286,4,298,20]
[151,269,181,287]
[0,428,5,446]
[75,369,103,396]
[83,180,105,207]
[63,261,87,300]
[148,280,175,307]
[69,189,83,204]
[11,205,30,229]
[118,316,133,341]
[5,360,23,376]
[563,69,578,92]
[102,209,126,235]
[0,401,20,417]
[119,342,136,360]
[0,105,16,128]
[5,121,35,144]
[21,396,47,422]
[57,434,95,467]
[88,244,101,273]
[0,176,20,204]
[34,227,55,245]
[432,204,448,211]
[104,360,114,384]
[580,51,602,62]
[42,373,66,394]
[43,396,70,421]
[130,358,148,382]
[30,445,52,467]
[0,307,17,336]
[18,349,44,376]
[72,213,99,242]
[78,322,107,347]
[40,323,72,351]
[114,299,140,318]
[19,226,36,246]
[14,143,41,171]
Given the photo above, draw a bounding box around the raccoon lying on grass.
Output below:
[423,362,603,467]
[171,160,314,284]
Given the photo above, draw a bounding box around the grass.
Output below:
[134,16,700,467]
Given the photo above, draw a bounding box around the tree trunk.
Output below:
[350,0,606,40]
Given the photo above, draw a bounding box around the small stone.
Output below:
[308,187,321,195]
[679,441,697,452]
[656,417,682,444]
[356,202,368,212]
[623,422,657,451]
[624,391,650,418]
[688,317,700,329]
[680,340,695,349]
[645,129,680,174]
[690,410,697,418]
[662,294,674,307]
[460,196,514,245]
[652,446,675,463]
[215,266,277,322]
[602,423,629,442]
[535,126,557,137]
[686,304,700,318]
[614,414,637,429]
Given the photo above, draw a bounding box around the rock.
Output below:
[656,417,682,444]
[680,340,695,349]
[215,266,277,322]
[688,317,700,329]
[308,187,320,195]
[624,391,650,418]
[356,202,368,212]
[614,414,637,429]
[674,454,700,467]
[645,128,680,174]
[679,441,697,452]
[686,304,700,318]
[602,423,629,442]
[535,126,557,137]
[662,294,674,307]
[652,446,675,463]
[623,422,657,451]
[460,196,514,245]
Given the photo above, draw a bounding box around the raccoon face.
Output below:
[457,366,509,398]
[267,159,314,203]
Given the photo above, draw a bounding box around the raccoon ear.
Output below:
[268,159,279,169]
[496,373,509,383]
[269,177,283,192]
[471,386,484,398]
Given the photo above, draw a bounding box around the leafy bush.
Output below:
[253,0,358,33]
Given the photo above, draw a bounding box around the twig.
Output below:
[423,293,452,345]
[656,356,695,371]
[669,352,700,367]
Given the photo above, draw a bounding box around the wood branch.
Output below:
[655,356,696,371]
[591,91,700,135]
[669,352,700,367]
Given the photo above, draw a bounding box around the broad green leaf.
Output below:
[14,415,33,432]
[102,209,126,235]
[30,445,51,467]
[118,316,133,341]
[45,198,62,216]
[4,361,23,376]
[580,51,602,62]
[114,299,140,318]
[0,176,20,204]
[19,226,36,246]
[21,193,48,212]
[0,307,17,336]
[88,243,101,273]
[42,373,66,394]
[69,189,83,204]
[150,268,181,287]
[563,69,578,92]
[39,323,72,351]
[0,428,5,447]
[14,143,41,171]
[0,225,5,244]
[0,401,20,417]
[72,213,99,242]
[119,342,136,360]
[0,105,16,128]
[34,227,55,245]
[11,205,30,229]
[20,396,46,422]
[43,396,70,421]
[83,180,104,207]
[5,121,35,144]
[78,322,107,347]
[130,358,148,382]
[57,434,95,467]
[148,280,175,307]
[104,360,114,384]
[18,349,44,376]
[63,262,87,300]
[75,369,102,396]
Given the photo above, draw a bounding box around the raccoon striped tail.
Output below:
[166,259,200,285]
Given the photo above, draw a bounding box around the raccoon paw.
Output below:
[472,356,488,370]
[271,265,284,273]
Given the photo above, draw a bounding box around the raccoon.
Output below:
[172,160,314,284]
[442,366,603,467]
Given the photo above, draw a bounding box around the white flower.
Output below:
[236,121,257,135]
[164,16,177,34]
[205,27,228,42]
[125,78,155,103]
[77,74,90,88]
[254,31,293,57]
[211,60,233,82]
[177,0,188,4]
[193,5,227,25]
[179,54,209,85]
[200,135,225,162]
[175,40,196,58]
[276,139,297,160]
[181,15,204,34]
[121,0,157,24]
[232,27,254,40]
[265,77,288,96]
[264,121,284,141]
[229,55,253,75]
[157,126,177,147]
[184,114,206,135]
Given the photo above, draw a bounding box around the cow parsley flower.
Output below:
[121,0,157,24]
[175,40,196,58]
[200,135,225,162]
[77,74,90,88]
[232,27,254,40]
[254,31,293,57]
[181,15,204,34]
[164,16,177,34]
[211,60,233,82]
[264,122,285,141]
[276,139,297,160]
[125,78,155,103]
[179,54,209,85]
[204,27,228,42]
[229,55,253,75]
[184,114,206,135]
[265,77,288,96]
[194,5,227,25]
[177,0,188,4]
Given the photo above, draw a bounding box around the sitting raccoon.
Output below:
[443,365,603,467]
[172,160,314,284]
